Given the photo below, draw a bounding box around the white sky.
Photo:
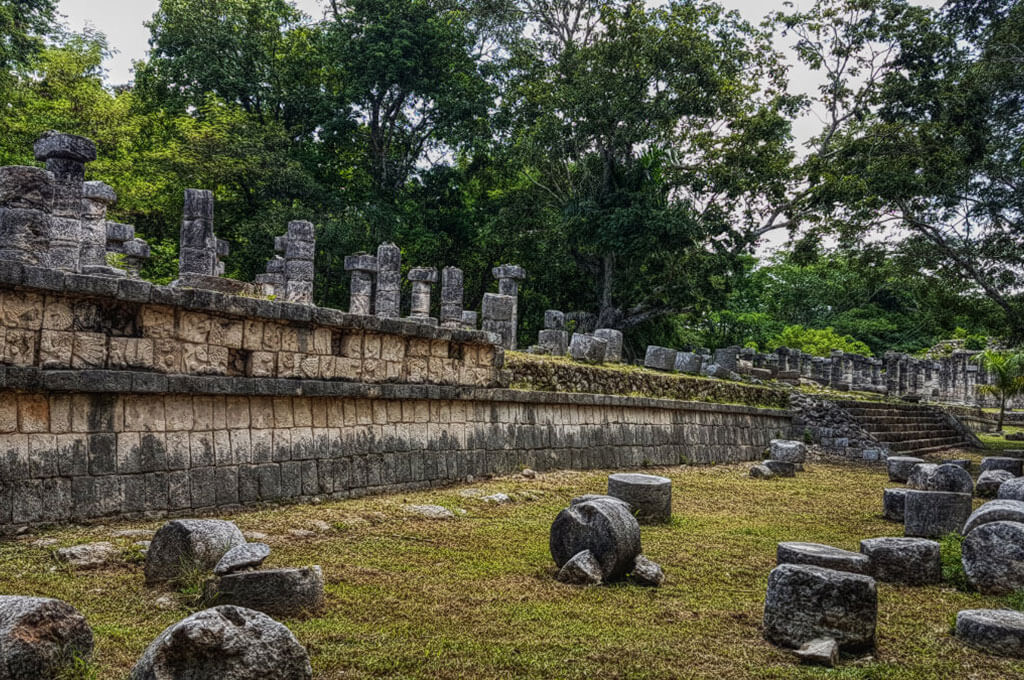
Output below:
[58,0,945,251]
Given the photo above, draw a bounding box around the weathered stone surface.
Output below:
[556,549,602,585]
[0,166,53,209]
[763,564,877,652]
[793,637,838,667]
[956,609,1024,658]
[776,542,870,575]
[963,499,1024,535]
[33,131,96,163]
[568,333,608,364]
[886,456,925,483]
[907,463,973,495]
[550,497,641,581]
[536,329,568,356]
[543,310,565,330]
[674,351,702,374]
[763,460,796,477]
[403,504,454,519]
[55,541,119,569]
[981,457,1024,476]
[883,488,907,522]
[644,346,677,371]
[962,521,1024,595]
[750,464,774,479]
[859,537,941,585]
[205,566,324,617]
[903,490,973,538]
[943,459,971,472]
[997,477,1024,502]
[129,605,311,680]
[145,519,246,584]
[214,543,271,576]
[606,472,671,523]
[569,494,629,509]
[0,596,93,680]
[977,469,1015,498]
[770,440,806,465]
[592,329,623,363]
[630,554,665,587]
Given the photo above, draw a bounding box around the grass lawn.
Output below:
[2,452,1022,679]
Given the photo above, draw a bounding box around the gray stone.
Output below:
[956,609,1024,658]
[943,459,972,472]
[0,596,93,680]
[33,131,96,163]
[978,469,1015,498]
[403,504,454,519]
[793,637,838,667]
[673,351,702,374]
[205,567,324,617]
[883,488,907,522]
[903,490,973,538]
[55,541,119,569]
[981,457,1024,476]
[549,497,642,581]
[964,499,1024,535]
[145,519,246,584]
[568,333,608,364]
[644,346,677,371]
[776,542,870,575]
[859,537,941,585]
[763,460,796,477]
[907,463,973,495]
[556,549,602,586]
[569,494,629,509]
[997,477,1024,502]
[770,440,806,465]
[543,310,565,330]
[630,554,665,587]
[750,464,775,479]
[593,329,623,362]
[762,564,877,652]
[537,329,568,356]
[962,521,1024,595]
[214,543,271,576]
[607,473,672,524]
[886,456,925,483]
[129,605,311,680]
[481,493,512,504]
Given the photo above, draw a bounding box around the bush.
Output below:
[767,325,873,357]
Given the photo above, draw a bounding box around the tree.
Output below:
[0,0,57,100]
[500,0,798,332]
[974,349,1024,431]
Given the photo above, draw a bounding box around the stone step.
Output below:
[870,429,962,443]
[863,421,950,433]
[888,436,967,453]
[836,401,940,412]
[852,415,947,425]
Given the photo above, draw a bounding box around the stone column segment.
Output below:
[375,242,401,318]
[0,165,53,265]
[440,266,464,328]
[482,293,515,349]
[492,264,526,350]
[344,252,377,315]
[283,220,315,304]
[33,131,96,271]
[179,188,216,276]
[408,267,439,324]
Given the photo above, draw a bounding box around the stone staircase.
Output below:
[833,400,973,455]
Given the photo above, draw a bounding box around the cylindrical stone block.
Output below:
[886,456,925,483]
[903,490,972,538]
[410,281,431,317]
[607,473,672,524]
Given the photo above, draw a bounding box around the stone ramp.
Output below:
[833,400,972,455]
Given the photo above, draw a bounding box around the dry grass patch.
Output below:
[2,460,1023,679]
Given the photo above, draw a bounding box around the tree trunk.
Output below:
[999,394,1006,432]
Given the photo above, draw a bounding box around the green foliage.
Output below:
[974,349,1024,429]
[1005,589,1024,612]
[54,654,98,680]
[939,532,970,591]
[953,327,988,351]
[769,325,872,358]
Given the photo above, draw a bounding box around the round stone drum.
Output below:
[607,473,672,524]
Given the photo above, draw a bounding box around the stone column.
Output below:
[375,242,401,318]
[492,264,526,350]
[482,292,515,349]
[179,189,216,277]
[344,252,377,315]
[830,351,845,389]
[440,266,463,329]
[80,181,119,274]
[408,267,438,324]
[593,328,623,362]
[34,131,95,271]
[0,165,53,265]
[461,310,478,330]
[283,220,315,304]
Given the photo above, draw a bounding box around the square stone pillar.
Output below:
[440,266,463,329]
[482,293,516,349]
[34,131,96,271]
[344,253,377,315]
[492,264,526,350]
[375,242,401,318]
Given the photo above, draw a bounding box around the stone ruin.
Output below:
[528,309,624,364]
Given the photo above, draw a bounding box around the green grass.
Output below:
[3,460,1022,679]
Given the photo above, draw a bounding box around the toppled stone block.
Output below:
[886,456,925,483]
[0,595,94,680]
[630,554,665,587]
[55,541,119,569]
[882,488,907,522]
[214,543,271,576]
[750,464,774,479]
[763,460,796,477]
[903,490,972,538]
[607,473,671,524]
[568,333,607,364]
[770,440,806,465]
[956,609,1024,658]
[556,549,603,586]
[998,477,1024,502]
[537,329,568,356]
[544,309,565,330]
[550,497,641,582]
[129,605,312,680]
[962,520,1024,594]
[145,519,247,584]
[907,463,973,495]
[859,537,940,585]
[981,457,1024,476]
[763,564,877,653]
[204,566,325,617]
[674,351,702,374]
[593,328,623,362]
[977,469,1014,498]
[776,542,870,575]
[793,637,838,667]
[964,499,1024,535]
[644,346,677,371]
